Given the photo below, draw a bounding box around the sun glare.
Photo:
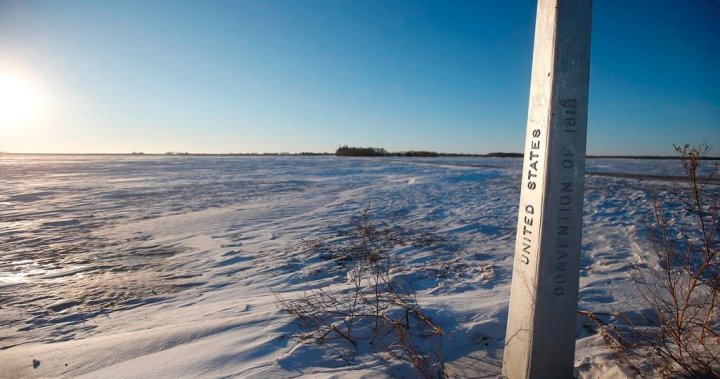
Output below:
[0,73,40,130]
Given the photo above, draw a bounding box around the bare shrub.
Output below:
[594,144,720,377]
[275,207,446,378]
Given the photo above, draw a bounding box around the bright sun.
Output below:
[0,73,40,129]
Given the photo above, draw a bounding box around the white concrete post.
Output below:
[502,1,592,378]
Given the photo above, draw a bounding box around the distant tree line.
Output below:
[403,151,440,157]
[335,145,389,156]
[334,146,720,160]
[15,148,715,160]
[335,146,524,158]
[335,146,442,157]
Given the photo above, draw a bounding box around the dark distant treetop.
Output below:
[335,145,390,157]
[485,152,523,158]
[299,152,332,156]
[403,151,439,157]
[335,146,528,158]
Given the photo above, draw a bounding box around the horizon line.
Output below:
[1,152,718,160]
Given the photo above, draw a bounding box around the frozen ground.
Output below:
[0,155,714,378]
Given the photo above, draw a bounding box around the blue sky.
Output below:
[0,0,718,154]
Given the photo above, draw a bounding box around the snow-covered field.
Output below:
[0,155,709,378]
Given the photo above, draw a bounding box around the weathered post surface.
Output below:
[502,1,592,378]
